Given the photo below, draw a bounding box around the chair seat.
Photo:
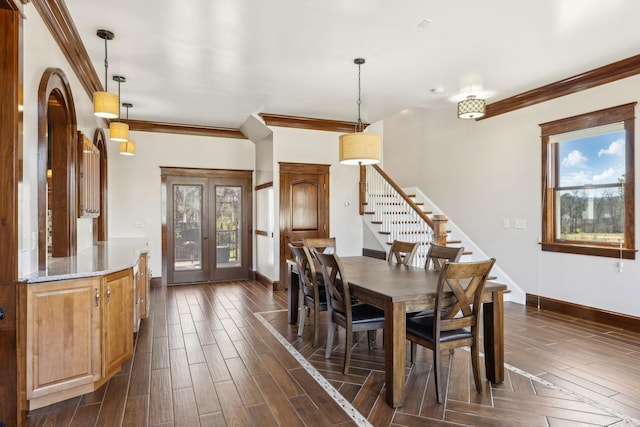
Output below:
[406,315,472,343]
[303,286,328,308]
[333,303,385,324]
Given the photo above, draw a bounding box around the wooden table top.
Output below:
[338,256,507,303]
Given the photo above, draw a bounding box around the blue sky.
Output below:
[558,130,625,187]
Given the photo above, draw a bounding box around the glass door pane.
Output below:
[216,186,241,269]
[173,184,203,271]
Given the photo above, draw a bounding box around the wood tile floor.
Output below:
[24,280,640,426]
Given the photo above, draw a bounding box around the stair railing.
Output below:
[361,165,449,265]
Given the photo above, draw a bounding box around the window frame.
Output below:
[540,103,636,259]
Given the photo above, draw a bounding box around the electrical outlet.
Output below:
[503,219,510,228]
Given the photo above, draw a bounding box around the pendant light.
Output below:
[109,75,129,142]
[339,58,381,165]
[119,103,135,156]
[93,30,119,119]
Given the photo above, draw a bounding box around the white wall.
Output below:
[21,5,104,277]
[383,75,640,317]
[271,127,363,279]
[107,130,255,277]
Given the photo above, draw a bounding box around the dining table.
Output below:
[287,255,508,408]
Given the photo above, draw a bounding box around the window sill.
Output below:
[541,242,636,259]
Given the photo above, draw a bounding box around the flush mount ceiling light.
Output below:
[119,103,135,156]
[339,58,381,166]
[93,29,119,119]
[457,95,486,119]
[109,75,129,142]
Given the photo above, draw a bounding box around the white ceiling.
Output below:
[65,0,640,129]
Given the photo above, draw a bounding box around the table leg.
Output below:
[288,264,299,324]
[384,300,406,407]
[483,290,504,383]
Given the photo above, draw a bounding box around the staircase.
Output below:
[361,165,525,303]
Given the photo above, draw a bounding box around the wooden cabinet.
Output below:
[101,269,134,378]
[23,268,134,410]
[25,277,102,408]
[133,252,151,333]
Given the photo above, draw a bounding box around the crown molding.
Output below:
[31,0,101,101]
[127,119,246,139]
[260,113,363,133]
[482,54,640,120]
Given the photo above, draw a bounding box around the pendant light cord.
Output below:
[103,37,108,91]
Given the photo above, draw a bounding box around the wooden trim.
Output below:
[539,103,637,136]
[362,248,386,260]
[94,129,108,241]
[31,0,101,101]
[127,119,246,139]
[0,4,21,426]
[255,182,273,191]
[160,167,252,179]
[260,113,362,133]
[541,243,636,259]
[526,293,640,333]
[483,55,640,120]
[279,162,331,174]
[38,67,78,268]
[254,272,274,288]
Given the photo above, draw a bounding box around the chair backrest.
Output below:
[387,240,419,266]
[304,237,336,255]
[434,259,496,336]
[313,250,351,321]
[288,243,320,299]
[425,244,464,271]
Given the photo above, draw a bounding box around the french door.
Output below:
[163,168,252,284]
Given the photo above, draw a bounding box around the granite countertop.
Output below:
[24,238,149,284]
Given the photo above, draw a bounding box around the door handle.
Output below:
[285,234,291,238]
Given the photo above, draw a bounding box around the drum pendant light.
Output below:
[109,75,129,142]
[119,103,136,156]
[93,30,119,119]
[339,58,381,165]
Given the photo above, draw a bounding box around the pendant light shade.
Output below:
[338,58,381,165]
[109,121,129,142]
[94,30,119,119]
[119,140,135,156]
[339,133,381,165]
[109,75,129,141]
[119,103,135,156]
[457,95,486,119]
[94,91,119,118]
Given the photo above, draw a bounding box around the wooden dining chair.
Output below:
[288,243,327,347]
[408,244,465,320]
[387,240,419,266]
[406,258,496,403]
[303,237,336,255]
[313,250,385,374]
[424,244,464,271]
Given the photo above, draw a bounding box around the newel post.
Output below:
[359,164,366,215]
[432,214,448,246]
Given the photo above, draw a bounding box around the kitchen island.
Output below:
[19,238,150,410]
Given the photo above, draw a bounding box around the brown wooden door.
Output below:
[163,168,253,284]
[279,163,330,287]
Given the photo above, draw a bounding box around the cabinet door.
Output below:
[26,278,101,399]
[102,269,134,378]
[139,252,150,319]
